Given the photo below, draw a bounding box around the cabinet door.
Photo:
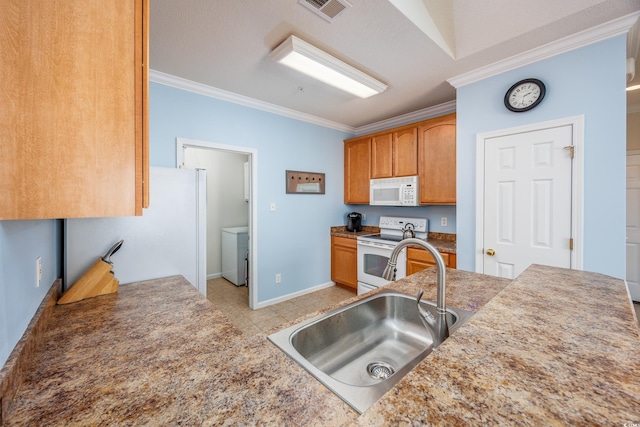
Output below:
[418,114,456,204]
[344,138,371,204]
[331,236,358,289]
[393,128,418,177]
[371,133,393,179]
[0,0,148,219]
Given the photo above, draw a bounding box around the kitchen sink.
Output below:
[267,290,473,413]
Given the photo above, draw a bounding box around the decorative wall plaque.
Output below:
[286,170,325,194]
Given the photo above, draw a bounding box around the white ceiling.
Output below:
[149,0,640,129]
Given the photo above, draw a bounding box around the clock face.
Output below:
[504,79,546,112]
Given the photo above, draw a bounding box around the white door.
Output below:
[482,125,573,279]
[627,153,640,301]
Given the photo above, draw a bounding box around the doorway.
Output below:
[176,138,258,309]
[475,116,584,278]
[627,151,640,301]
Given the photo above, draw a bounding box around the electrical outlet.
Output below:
[36,257,42,287]
[275,273,282,284]
[270,202,276,212]
[441,217,448,227]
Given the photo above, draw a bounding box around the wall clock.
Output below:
[504,78,546,112]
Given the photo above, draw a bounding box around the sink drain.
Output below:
[367,361,396,380]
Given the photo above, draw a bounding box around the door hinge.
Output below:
[569,238,574,251]
[563,146,575,159]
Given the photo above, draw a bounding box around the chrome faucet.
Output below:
[382,238,449,348]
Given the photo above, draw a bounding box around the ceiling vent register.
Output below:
[298,0,352,23]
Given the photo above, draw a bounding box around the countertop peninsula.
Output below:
[5,265,640,425]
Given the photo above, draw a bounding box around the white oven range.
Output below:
[356,216,428,295]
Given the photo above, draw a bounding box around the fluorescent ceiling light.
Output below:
[270,35,387,99]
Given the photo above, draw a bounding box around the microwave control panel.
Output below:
[402,186,417,205]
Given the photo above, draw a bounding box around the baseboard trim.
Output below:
[0,279,61,423]
[207,272,223,280]
[254,281,336,309]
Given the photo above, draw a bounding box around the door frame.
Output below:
[626,150,640,301]
[176,137,259,310]
[474,115,584,274]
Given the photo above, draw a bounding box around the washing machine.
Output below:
[221,226,248,286]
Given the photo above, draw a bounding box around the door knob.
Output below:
[486,249,496,256]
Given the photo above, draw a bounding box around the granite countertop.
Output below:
[358,265,640,425]
[330,225,457,254]
[5,265,640,425]
[330,225,380,239]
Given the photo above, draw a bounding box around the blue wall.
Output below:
[344,205,456,233]
[150,83,354,302]
[456,36,627,278]
[0,220,61,367]
[0,34,626,368]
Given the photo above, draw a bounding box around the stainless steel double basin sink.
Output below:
[268,290,473,413]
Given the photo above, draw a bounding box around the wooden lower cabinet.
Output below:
[406,247,456,276]
[331,236,358,290]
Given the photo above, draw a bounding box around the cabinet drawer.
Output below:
[407,247,450,265]
[332,235,357,249]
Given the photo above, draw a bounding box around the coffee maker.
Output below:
[346,212,363,232]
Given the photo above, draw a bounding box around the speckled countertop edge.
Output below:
[5,265,640,426]
[0,279,61,422]
[4,276,358,426]
[330,225,457,254]
[355,265,640,426]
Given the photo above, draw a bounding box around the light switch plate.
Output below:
[36,257,42,287]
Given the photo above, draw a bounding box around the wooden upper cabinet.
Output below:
[371,133,394,179]
[344,137,371,204]
[418,113,456,204]
[0,0,149,220]
[370,129,417,179]
[393,128,418,177]
[344,113,453,205]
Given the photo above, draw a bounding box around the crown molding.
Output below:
[149,70,356,134]
[354,100,456,135]
[448,11,640,88]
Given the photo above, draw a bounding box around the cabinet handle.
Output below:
[486,249,496,256]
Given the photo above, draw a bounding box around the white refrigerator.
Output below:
[65,167,207,295]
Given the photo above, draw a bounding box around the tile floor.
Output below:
[206,278,356,336]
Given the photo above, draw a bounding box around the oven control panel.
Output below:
[379,216,428,232]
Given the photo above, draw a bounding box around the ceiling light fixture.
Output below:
[627,84,640,91]
[270,35,387,99]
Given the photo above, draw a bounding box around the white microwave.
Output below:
[370,176,419,206]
